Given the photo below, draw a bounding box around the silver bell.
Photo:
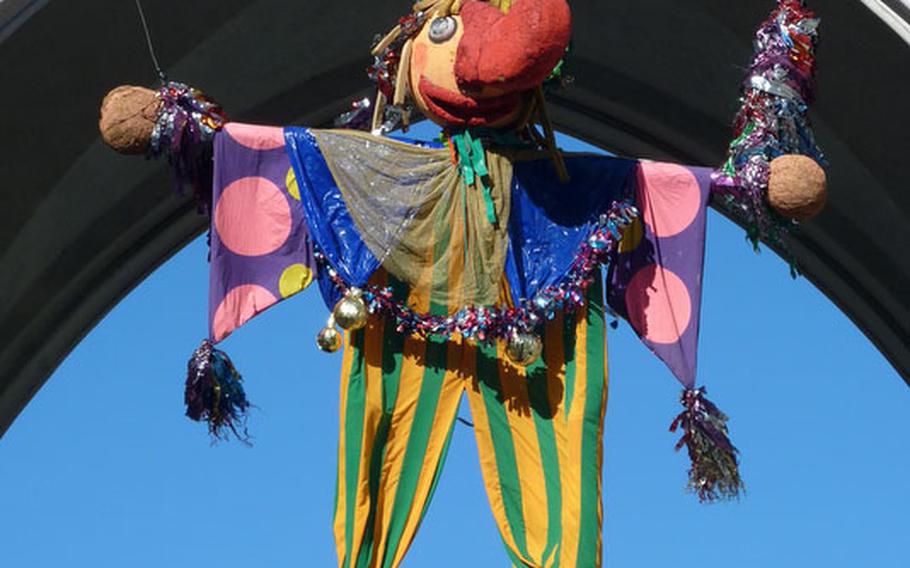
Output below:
[505,331,543,367]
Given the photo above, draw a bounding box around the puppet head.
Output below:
[371,0,571,131]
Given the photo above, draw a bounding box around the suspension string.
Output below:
[134,0,167,84]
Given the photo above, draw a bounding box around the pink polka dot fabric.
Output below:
[223,122,287,150]
[212,285,278,343]
[208,124,316,343]
[214,176,293,257]
[637,162,702,238]
[608,162,713,388]
[624,263,692,345]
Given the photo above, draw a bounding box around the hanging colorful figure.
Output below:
[99,1,827,566]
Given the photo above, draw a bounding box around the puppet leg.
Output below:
[333,313,464,568]
[465,279,608,568]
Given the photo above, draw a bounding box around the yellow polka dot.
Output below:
[279,263,312,298]
[618,217,644,253]
[285,167,300,201]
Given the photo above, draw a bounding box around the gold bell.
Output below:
[505,331,543,367]
[316,320,343,353]
[333,288,368,331]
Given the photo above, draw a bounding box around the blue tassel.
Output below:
[185,339,251,443]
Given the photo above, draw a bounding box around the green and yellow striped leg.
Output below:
[465,278,608,568]
[333,313,464,568]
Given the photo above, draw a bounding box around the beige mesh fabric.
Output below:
[313,129,512,309]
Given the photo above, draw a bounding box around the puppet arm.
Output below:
[99,87,325,439]
[713,0,827,260]
[99,81,228,214]
[608,0,828,502]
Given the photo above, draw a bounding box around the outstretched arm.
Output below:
[99,81,228,214]
[713,0,827,253]
[606,0,828,501]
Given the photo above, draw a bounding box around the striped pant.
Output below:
[334,278,607,568]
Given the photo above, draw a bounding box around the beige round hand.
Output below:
[767,154,828,222]
[98,85,159,155]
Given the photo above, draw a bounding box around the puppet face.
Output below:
[408,0,571,129]
[409,12,527,128]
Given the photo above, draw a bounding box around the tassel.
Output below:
[670,387,743,502]
[185,339,251,443]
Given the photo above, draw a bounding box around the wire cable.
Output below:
[134,0,167,83]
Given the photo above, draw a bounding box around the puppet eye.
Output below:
[428,16,457,43]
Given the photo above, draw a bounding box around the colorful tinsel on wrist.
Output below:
[317,201,638,343]
[185,339,251,443]
[149,81,228,214]
[713,0,825,254]
[670,387,743,502]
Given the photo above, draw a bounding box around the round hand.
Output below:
[99,85,159,155]
[767,154,827,222]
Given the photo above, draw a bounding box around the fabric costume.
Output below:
[87,1,822,565]
[207,122,711,567]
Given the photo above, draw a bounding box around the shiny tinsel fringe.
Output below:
[185,339,251,443]
[670,387,744,503]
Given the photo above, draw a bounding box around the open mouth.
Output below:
[418,76,523,127]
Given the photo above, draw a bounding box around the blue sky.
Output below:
[1,129,908,567]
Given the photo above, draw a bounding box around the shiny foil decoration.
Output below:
[334,97,373,131]
[713,0,825,261]
[149,81,228,214]
[184,339,250,442]
[670,387,743,502]
[366,11,427,133]
[368,12,426,99]
[317,201,638,345]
